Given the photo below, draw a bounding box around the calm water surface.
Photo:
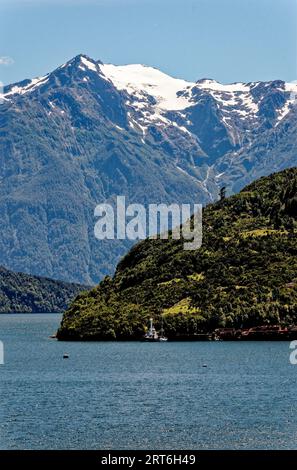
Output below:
[1,313,297,449]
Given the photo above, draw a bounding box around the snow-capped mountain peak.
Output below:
[3,54,297,127]
[2,54,297,160]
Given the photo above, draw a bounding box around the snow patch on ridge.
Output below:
[275,81,297,125]
[100,63,194,111]
[80,56,97,72]
[195,79,250,93]
[3,75,49,97]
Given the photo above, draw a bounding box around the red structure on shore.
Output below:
[215,325,297,341]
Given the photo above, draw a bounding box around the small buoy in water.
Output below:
[202,364,207,367]
[63,354,69,359]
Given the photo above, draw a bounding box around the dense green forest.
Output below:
[58,167,297,340]
[0,266,87,313]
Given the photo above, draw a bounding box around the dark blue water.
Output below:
[1,314,297,449]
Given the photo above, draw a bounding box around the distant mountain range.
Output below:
[0,265,86,313]
[1,54,296,284]
[57,168,297,341]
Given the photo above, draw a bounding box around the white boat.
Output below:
[159,315,168,342]
[143,317,168,342]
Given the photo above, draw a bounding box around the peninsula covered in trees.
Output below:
[58,168,297,340]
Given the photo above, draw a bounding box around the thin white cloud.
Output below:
[0,56,14,66]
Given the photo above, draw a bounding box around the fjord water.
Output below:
[1,314,297,450]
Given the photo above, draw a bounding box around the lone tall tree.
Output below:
[220,187,226,201]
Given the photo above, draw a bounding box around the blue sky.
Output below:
[0,0,296,85]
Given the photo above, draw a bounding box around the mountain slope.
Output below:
[214,103,297,193]
[0,266,86,313]
[57,167,297,340]
[1,54,297,284]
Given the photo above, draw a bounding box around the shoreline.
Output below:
[56,326,297,342]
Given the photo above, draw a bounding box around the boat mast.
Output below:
[149,317,153,336]
[160,315,164,336]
